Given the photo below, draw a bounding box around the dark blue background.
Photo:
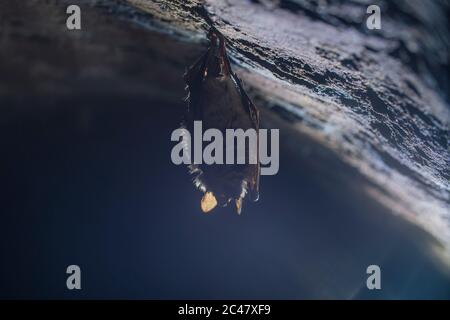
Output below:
[1,95,449,299]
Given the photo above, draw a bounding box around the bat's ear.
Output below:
[201,192,217,213]
[250,190,259,202]
[235,198,243,215]
[249,171,260,202]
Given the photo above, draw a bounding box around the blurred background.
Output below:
[0,0,449,299]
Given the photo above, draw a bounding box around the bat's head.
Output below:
[197,166,257,215]
[200,192,244,215]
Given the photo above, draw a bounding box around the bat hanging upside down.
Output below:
[183,28,260,214]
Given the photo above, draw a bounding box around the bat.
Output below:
[183,27,260,214]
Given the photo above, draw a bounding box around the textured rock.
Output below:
[125,0,450,248]
[1,0,449,298]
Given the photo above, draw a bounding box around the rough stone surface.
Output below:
[125,0,450,247]
[1,0,449,298]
